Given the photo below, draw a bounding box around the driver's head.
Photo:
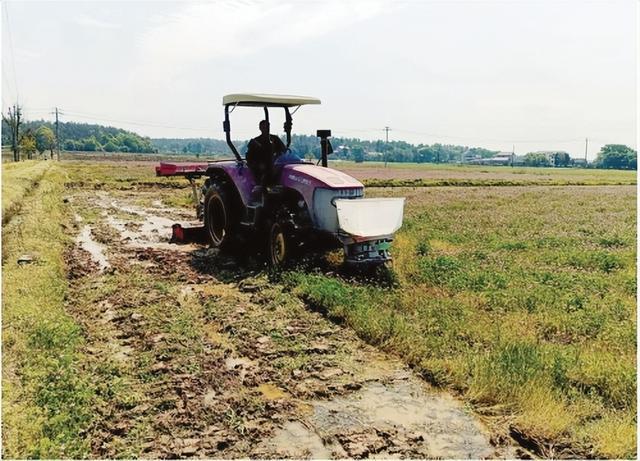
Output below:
[259,120,269,135]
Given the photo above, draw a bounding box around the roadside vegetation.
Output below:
[285,184,636,458]
[2,164,94,457]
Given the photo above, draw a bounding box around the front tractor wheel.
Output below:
[204,186,233,248]
[268,221,290,267]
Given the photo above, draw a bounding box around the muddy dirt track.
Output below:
[66,185,518,459]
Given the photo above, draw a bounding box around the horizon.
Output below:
[15,116,603,159]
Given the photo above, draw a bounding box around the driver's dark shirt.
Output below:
[246,134,286,183]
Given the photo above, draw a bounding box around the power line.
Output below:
[3,2,19,102]
[2,66,15,106]
[58,110,214,132]
[15,106,623,153]
[392,127,584,144]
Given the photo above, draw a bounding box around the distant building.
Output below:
[461,149,481,163]
[491,152,516,165]
[334,145,349,154]
[571,158,588,167]
[468,151,518,166]
[532,151,571,167]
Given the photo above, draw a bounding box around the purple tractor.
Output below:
[157,93,405,266]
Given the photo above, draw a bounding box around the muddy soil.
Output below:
[64,188,520,459]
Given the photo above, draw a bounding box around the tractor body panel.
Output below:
[206,161,365,230]
[206,161,256,206]
[280,164,364,231]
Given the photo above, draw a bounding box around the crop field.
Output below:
[2,160,636,459]
[335,161,637,186]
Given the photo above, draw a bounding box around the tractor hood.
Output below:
[282,164,363,189]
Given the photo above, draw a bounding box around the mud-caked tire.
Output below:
[267,220,291,267]
[204,184,236,248]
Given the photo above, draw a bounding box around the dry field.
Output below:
[2,159,636,458]
[334,161,636,186]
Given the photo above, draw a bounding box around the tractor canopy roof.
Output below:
[222,93,321,107]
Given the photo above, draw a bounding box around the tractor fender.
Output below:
[205,164,255,207]
[203,167,246,213]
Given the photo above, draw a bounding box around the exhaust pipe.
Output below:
[316,129,333,167]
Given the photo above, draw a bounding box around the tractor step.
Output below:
[240,204,261,227]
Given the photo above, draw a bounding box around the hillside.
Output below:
[2,120,155,154]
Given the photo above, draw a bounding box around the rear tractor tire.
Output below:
[204,185,235,248]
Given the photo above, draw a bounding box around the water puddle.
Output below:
[257,383,289,401]
[97,195,201,251]
[76,224,110,272]
[265,421,333,459]
[312,376,493,458]
[266,371,495,459]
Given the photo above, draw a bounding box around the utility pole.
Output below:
[384,126,390,167]
[512,144,515,167]
[16,105,21,161]
[584,137,588,163]
[55,107,60,161]
[2,104,22,162]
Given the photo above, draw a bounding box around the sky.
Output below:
[1,0,637,159]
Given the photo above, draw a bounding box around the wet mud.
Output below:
[64,188,518,459]
[76,222,110,272]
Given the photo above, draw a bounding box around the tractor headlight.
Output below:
[312,187,365,233]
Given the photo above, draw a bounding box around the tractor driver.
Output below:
[246,120,287,185]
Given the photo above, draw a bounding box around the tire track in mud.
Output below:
[65,189,519,459]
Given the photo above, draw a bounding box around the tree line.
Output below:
[151,134,637,170]
[591,144,637,170]
[2,114,636,170]
[1,109,58,160]
[149,134,501,164]
[1,119,156,155]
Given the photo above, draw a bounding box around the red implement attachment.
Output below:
[156,162,211,219]
[155,161,210,177]
[170,223,208,244]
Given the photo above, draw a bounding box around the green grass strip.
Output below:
[2,165,94,458]
[2,161,51,223]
